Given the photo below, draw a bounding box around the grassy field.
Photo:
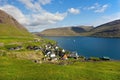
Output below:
[0,36,55,50]
[0,36,120,80]
[0,56,120,80]
[0,24,32,37]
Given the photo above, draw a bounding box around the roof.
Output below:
[50,53,56,58]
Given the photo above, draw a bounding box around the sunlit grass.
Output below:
[0,56,120,80]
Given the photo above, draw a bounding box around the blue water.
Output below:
[44,36,120,60]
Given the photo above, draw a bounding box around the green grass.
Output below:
[0,36,34,43]
[0,24,32,37]
[0,56,120,80]
[0,36,55,50]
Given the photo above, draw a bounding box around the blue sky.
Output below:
[0,0,120,32]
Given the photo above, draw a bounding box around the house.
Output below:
[50,53,56,58]
[47,51,51,55]
[58,50,64,57]
[62,54,68,60]
[68,52,79,59]
[26,46,40,50]
[15,46,22,50]
[55,46,59,50]
[9,46,22,51]
[50,53,58,61]
[62,49,65,53]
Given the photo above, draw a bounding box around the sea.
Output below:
[43,36,120,60]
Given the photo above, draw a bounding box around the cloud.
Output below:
[0,4,67,32]
[38,0,51,5]
[18,0,42,12]
[87,3,99,10]
[92,12,120,26]
[68,8,80,14]
[94,4,108,13]
[0,5,29,25]
[29,12,67,26]
[18,0,51,12]
[0,0,82,32]
[86,3,109,13]
[17,0,67,30]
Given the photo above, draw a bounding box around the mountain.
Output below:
[90,19,120,37]
[37,26,93,36]
[37,19,120,37]
[0,10,31,37]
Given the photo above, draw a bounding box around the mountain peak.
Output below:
[91,19,120,37]
[0,9,31,37]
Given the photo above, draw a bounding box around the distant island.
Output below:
[36,19,120,38]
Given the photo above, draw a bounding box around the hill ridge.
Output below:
[0,10,32,37]
[37,19,120,37]
[38,26,93,36]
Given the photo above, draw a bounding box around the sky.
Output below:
[0,0,120,32]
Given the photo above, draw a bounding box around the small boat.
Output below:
[100,56,111,60]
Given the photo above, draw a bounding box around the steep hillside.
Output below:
[38,26,93,36]
[0,10,32,37]
[90,20,120,37]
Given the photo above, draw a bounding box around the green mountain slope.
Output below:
[0,10,31,37]
[38,26,93,36]
[37,19,120,37]
[90,20,120,37]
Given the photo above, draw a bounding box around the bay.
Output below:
[44,36,120,60]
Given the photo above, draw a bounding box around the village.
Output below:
[5,38,110,65]
[7,42,80,63]
[40,42,110,63]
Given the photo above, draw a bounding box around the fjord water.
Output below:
[44,36,120,60]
